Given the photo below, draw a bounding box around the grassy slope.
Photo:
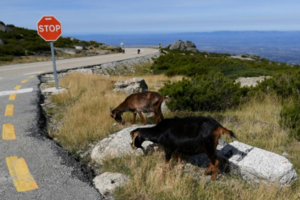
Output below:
[45,63,300,199]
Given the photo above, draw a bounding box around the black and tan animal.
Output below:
[110,91,169,125]
[130,116,236,180]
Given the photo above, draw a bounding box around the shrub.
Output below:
[280,101,300,140]
[0,56,13,61]
[159,72,248,111]
[255,71,300,140]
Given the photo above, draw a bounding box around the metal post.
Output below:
[50,41,59,89]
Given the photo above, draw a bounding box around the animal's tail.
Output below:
[216,127,237,139]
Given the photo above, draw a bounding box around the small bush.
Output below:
[280,101,300,140]
[159,72,248,111]
[0,56,13,61]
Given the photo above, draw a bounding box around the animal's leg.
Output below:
[175,152,183,170]
[138,112,146,125]
[176,152,182,166]
[205,151,219,180]
[132,113,137,124]
[153,110,160,124]
[164,149,173,167]
[211,158,219,180]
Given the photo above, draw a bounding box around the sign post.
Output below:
[37,16,62,89]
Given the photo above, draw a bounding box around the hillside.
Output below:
[0,21,121,64]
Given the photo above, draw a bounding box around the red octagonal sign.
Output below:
[37,16,62,41]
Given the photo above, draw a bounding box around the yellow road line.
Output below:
[2,124,16,140]
[14,85,22,90]
[5,104,14,116]
[21,79,28,84]
[9,93,17,101]
[6,156,38,192]
[28,75,35,79]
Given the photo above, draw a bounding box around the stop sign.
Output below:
[37,16,62,41]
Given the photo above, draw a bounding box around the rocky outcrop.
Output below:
[166,40,198,53]
[113,78,148,94]
[91,126,297,186]
[93,172,129,200]
[91,125,154,165]
[0,22,13,32]
[235,76,272,87]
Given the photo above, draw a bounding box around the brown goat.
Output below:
[110,91,169,125]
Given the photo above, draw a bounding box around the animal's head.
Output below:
[130,129,143,150]
[110,107,123,124]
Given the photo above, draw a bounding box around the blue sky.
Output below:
[1,0,300,35]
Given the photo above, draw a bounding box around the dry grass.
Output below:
[48,73,181,153]
[48,72,300,199]
[102,94,300,200]
[220,94,290,152]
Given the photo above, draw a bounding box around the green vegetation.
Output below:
[153,50,299,78]
[45,61,300,199]
[159,72,248,111]
[0,22,105,58]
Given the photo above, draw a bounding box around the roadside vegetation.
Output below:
[44,51,300,199]
[0,22,119,65]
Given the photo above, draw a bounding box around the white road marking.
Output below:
[0,88,33,97]
[23,72,43,75]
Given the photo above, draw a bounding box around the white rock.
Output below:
[94,172,128,199]
[235,76,272,87]
[219,141,297,186]
[41,87,67,96]
[91,125,154,164]
[113,78,148,94]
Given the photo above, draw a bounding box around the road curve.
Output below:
[0,48,158,199]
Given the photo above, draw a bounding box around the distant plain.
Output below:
[72,31,300,65]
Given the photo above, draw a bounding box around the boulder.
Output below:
[113,78,148,94]
[169,40,185,51]
[92,126,297,186]
[91,125,154,165]
[235,76,272,87]
[0,24,6,32]
[218,141,297,186]
[185,41,196,48]
[0,23,13,32]
[94,172,129,200]
[41,87,67,96]
[167,40,198,53]
[191,140,297,186]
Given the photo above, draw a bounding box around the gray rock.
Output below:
[0,39,4,45]
[185,41,196,48]
[113,78,148,94]
[167,40,198,52]
[235,76,272,87]
[94,172,128,200]
[0,24,6,32]
[0,23,13,32]
[219,141,297,186]
[91,125,155,165]
[169,40,185,51]
[41,87,67,96]
[68,69,93,74]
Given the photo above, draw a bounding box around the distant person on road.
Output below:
[137,49,140,54]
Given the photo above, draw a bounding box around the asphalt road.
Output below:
[0,48,157,200]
